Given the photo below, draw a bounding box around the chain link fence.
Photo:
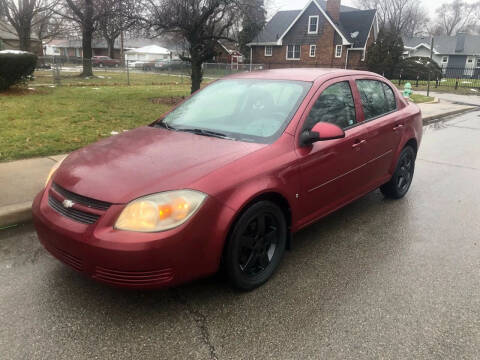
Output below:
[33,57,266,87]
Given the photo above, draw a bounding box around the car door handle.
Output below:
[352,140,367,148]
[393,124,404,131]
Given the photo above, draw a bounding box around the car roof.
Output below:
[225,68,378,82]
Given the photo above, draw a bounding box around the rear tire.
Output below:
[225,201,287,291]
[380,146,416,199]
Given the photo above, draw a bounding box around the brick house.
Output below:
[248,0,377,69]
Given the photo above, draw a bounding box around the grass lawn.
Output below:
[0,84,191,161]
[409,93,435,103]
[31,70,191,87]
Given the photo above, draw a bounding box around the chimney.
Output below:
[455,32,466,53]
[326,0,341,22]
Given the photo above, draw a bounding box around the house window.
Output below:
[308,16,319,34]
[441,56,448,64]
[265,46,273,57]
[476,58,480,68]
[287,45,301,60]
[310,45,316,57]
[335,45,342,58]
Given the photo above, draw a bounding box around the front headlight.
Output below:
[45,158,65,187]
[115,190,207,232]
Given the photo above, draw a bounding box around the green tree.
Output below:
[366,27,404,79]
[238,0,266,59]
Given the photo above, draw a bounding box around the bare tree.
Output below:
[433,0,478,36]
[0,0,58,51]
[33,10,74,42]
[97,0,141,59]
[145,0,239,93]
[356,0,428,37]
[57,0,106,76]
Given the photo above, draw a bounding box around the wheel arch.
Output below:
[404,138,418,156]
[221,191,293,264]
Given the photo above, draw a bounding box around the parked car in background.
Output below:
[127,60,156,71]
[92,56,121,68]
[33,69,422,291]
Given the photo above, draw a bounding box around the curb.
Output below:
[422,106,478,125]
[0,202,32,229]
[422,97,439,104]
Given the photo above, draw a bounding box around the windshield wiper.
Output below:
[176,128,235,141]
[153,120,178,131]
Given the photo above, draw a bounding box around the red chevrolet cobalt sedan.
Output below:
[33,69,422,290]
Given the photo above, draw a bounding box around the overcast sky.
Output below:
[266,0,477,18]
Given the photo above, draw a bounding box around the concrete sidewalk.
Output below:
[0,155,66,228]
[0,99,477,228]
[418,99,477,123]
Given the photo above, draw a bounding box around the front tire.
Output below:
[225,201,287,291]
[380,146,416,199]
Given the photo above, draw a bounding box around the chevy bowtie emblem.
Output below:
[62,199,75,208]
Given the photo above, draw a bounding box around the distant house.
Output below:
[213,41,244,63]
[403,33,480,77]
[0,20,43,55]
[43,38,171,59]
[125,45,172,62]
[248,0,378,69]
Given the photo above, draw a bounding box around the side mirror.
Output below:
[300,122,345,146]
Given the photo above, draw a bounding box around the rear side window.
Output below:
[382,83,397,112]
[356,80,396,120]
[304,81,356,130]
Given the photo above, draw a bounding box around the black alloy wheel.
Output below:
[380,146,416,199]
[225,201,287,290]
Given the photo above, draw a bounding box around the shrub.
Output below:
[366,28,404,79]
[0,50,37,91]
[394,56,443,81]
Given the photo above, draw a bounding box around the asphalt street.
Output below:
[1,111,479,360]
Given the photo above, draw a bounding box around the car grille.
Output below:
[48,195,100,224]
[52,183,112,210]
[93,266,174,287]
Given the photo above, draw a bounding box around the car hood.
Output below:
[54,127,266,203]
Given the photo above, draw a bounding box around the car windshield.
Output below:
[156,79,312,143]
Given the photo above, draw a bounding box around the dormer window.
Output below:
[308,16,319,34]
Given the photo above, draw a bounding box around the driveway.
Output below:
[1,112,479,359]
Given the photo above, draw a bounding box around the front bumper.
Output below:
[32,187,235,289]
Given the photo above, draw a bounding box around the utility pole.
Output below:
[427,36,434,97]
[120,0,125,66]
[120,30,125,65]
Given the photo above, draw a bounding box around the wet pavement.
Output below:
[1,112,479,359]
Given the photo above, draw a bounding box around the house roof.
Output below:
[339,10,376,48]
[250,0,375,48]
[45,38,171,50]
[126,45,170,55]
[404,34,480,56]
[0,20,40,41]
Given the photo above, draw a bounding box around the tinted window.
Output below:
[304,81,356,130]
[356,80,397,120]
[382,83,397,112]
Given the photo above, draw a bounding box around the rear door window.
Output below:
[356,80,396,120]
